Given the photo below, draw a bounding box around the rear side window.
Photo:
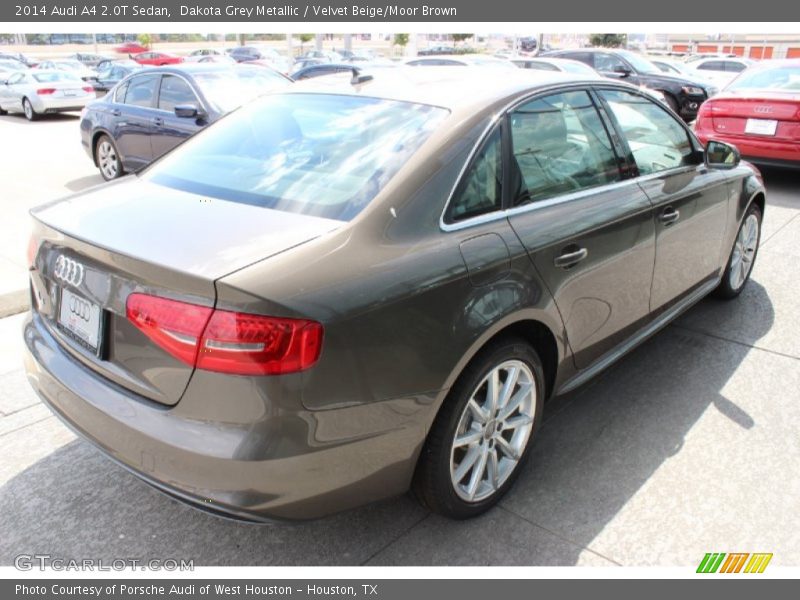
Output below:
[725,61,747,72]
[447,126,503,222]
[114,80,129,103]
[697,61,725,71]
[123,75,158,107]
[527,61,559,72]
[600,89,694,175]
[509,90,620,206]
[158,75,198,112]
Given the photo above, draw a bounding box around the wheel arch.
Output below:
[435,312,566,413]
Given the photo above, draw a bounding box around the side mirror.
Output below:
[613,65,632,77]
[174,103,203,119]
[705,140,740,169]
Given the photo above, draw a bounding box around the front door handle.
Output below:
[152,117,164,127]
[554,246,588,269]
[659,207,680,225]
[111,109,121,116]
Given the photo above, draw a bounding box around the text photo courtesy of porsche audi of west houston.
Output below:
[1,0,799,595]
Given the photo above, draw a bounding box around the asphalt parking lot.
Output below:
[0,111,799,567]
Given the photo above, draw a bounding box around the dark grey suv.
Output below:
[24,68,765,521]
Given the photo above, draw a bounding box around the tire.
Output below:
[22,97,38,121]
[0,104,7,115]
[714,203,762,299]
[413,337,545,519]
[95,134,123,181]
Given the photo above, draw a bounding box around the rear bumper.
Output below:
[33,95,92,113]
[695,128,800,167]
[23,310,433,520]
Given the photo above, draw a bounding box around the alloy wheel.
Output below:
[729,213,759,290]
[449,360,536,502]
[97,140,118,179]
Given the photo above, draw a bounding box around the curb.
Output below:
[0,289,30,319]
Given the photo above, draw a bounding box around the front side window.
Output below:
[123,75,158,108]
[158,75,198,112]
[145,93,448,221]
[509,90,620,206]
[447,126,503,222]
[594,53,628,73]
[600,89,694,175]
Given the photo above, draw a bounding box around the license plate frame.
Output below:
[56,287,104,356]
[744,118,778,136]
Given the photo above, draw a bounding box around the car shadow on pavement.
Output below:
[0,281,774,566]
[0,113,80,125]
[757,167,800,210]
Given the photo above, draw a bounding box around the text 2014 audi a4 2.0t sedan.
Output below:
[24,68,765,521]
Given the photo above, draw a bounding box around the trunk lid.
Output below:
[707,91,800,141]
[30,176,340,405]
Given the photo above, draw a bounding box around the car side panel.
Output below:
[638,165,730,312]
[508,181,656,369]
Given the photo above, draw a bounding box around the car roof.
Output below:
[285,65,603,112]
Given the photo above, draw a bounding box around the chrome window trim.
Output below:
[439,81,655,233]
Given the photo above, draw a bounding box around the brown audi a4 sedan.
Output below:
[24,67,765,520]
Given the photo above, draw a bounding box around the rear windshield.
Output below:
[145,93,448,221]
[726,66,800,91]
[33,72,81,83]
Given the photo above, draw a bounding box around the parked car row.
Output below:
[3,45,798,173]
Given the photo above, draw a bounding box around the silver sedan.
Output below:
[0,69,95,120]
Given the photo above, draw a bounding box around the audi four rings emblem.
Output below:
[54,255,85,287]
[68,295,92,322]
[754,106,773,114]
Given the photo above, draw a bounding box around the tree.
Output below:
[299,33,313,52]
[589,33,627,48]
[393,33,409,48]
[451,34,473,44]
[136,33,152,49]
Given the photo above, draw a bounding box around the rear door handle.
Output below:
[111,109,121,116]
[659,207,680,225]
[152,117,164,127]
[554,247,588,269]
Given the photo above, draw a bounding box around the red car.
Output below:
[694,59,800,168]
[131,51,184,66]
[115,41,148,54]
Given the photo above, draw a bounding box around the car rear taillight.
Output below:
[126,294,213,366]
[126,293,323,376]
[36,88,55,95]
[82,86,94,93]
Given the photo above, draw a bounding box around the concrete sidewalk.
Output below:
[0,113,103,317]
[0,169,798,567]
